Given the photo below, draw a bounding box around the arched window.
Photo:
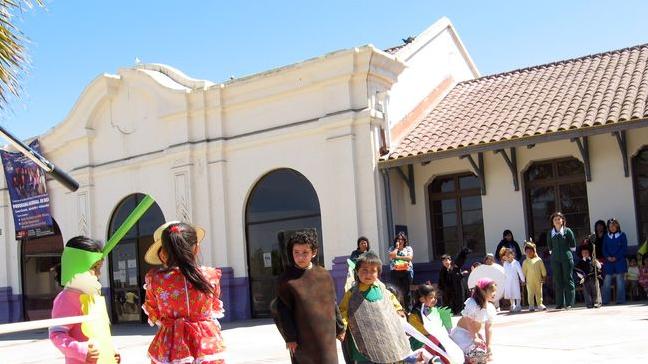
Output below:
[428,173,485,258]
[525,158,590,248]
[633,148,648,242]
[245,169,322,318]
[107,193,164,323]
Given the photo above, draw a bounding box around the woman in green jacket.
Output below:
[547,212,576,310]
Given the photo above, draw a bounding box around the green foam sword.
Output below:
[61,194,155,286]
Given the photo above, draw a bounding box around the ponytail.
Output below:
[161,223,213,295]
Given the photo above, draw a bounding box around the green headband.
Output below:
[61,247,104,286]
[60,195,156,286]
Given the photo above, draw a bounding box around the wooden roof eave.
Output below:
[378,117,648,169]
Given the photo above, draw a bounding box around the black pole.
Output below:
[0,125,79,192]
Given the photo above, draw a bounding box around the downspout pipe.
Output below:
[381,168,394,240]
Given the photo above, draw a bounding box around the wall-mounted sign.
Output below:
[0,140,54,239]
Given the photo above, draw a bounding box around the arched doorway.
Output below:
[20,219,64,321]
[525,157,590,249]
[107,193,165,323]
[245,169,322,318]
[632,147,648,242]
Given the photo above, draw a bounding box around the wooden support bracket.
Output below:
[612,130,629,177]
[460,152,486,194]
[395,164,416,204]
[494,147,519,191]
[571,136,591,182]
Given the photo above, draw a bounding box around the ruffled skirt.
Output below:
[148,317,225,364]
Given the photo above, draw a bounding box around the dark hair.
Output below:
[472,281,497,308]
[607,218,622,232]
[394,232,408,247]
[471,261,482,269]
[440,254,451,261]
[502,229,513,238]
[287,230,319,265]
[594,220,607,234]
[628,256,637,263]
[161,222,213,295]
[550,212,566,228]
[53,236,104,286]
[355,251,383,275]
[356,236,370,250]
[414,284,437,303]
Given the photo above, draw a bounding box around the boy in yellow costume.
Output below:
[521,242,547,311]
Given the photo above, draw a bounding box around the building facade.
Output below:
[382,43,648,269]
[0,18,478,323]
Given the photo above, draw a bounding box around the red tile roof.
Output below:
[384,43,648,162]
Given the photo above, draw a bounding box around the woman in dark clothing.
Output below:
[495,229,522,263]
[591,220,607,262]
[547,212,577,310]
[438,247,471,314]
[602,218,628,305]
[349,236,370,264]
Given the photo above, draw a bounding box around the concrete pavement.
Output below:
[1,303,646,363]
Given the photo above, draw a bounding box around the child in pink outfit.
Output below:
[50,289,93,363]
[49,236,120,364]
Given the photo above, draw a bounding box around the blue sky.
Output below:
[3,0,648,139]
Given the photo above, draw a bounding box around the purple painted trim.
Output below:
[219,267,251,322]
[0,286,23,323]
[331,256,349,303]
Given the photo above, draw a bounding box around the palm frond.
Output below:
[0,0,43,108]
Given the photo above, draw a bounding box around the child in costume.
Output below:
[408,284,465,363]
[142,222,226,364]
[274,230,344,363]
[438,248,470,315]
[521,242,547,311]
[575,245,602,308]
[50,236,120,364]
[340,251,437,363]
[639,255,648,298]
[500,248,525,312]
[449,278,497,364]
[626,257,640,301]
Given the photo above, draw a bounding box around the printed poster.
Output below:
[0,140,53,239]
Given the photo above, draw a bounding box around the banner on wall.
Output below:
[0,140,54,239]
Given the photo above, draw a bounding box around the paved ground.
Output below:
[0,303,646,363]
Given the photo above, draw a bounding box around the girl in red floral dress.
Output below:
[142,221,226,364]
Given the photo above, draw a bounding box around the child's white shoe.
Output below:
[538,304,547,311]
[529,305,535,312]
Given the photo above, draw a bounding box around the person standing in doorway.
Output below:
[388,232,414,312]
[547,212,576,310]
[602,218,628,305]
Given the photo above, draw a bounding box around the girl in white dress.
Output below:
[449,278,497,364]
[500,248,525,312]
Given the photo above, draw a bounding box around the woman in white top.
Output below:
[450,278,497,364]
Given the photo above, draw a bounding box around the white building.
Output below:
[2,17,646,324]
[0,18,478,323]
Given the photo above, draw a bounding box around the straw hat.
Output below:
[144,221,205,265]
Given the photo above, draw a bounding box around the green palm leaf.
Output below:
[0,0,43,108]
